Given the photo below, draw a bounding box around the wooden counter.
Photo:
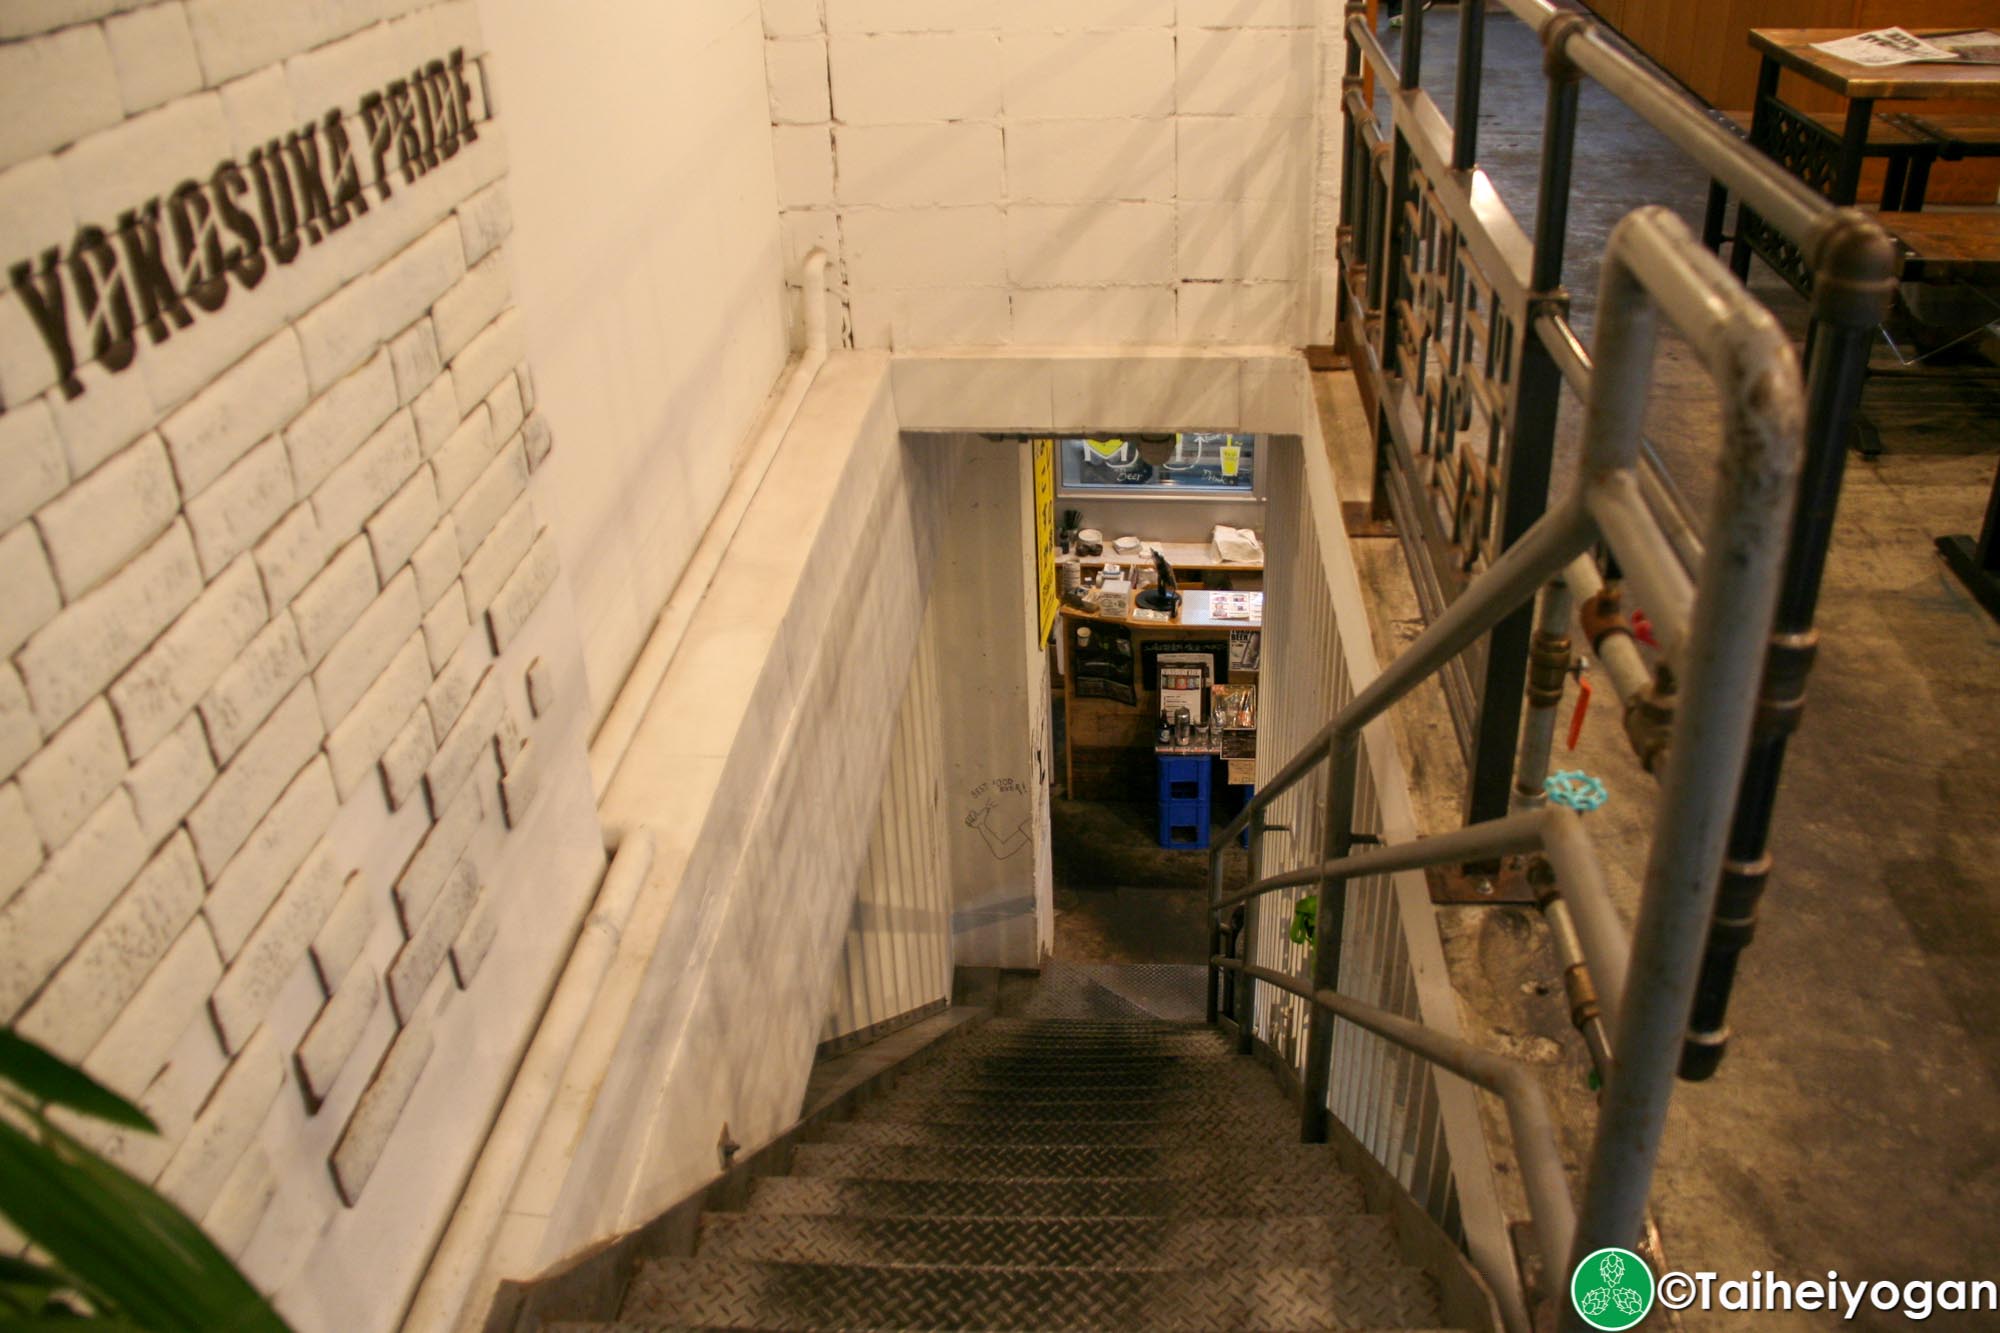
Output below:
[1060,590,1263,632]
[1058,592,1261,799]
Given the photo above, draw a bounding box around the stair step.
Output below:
[789,1142,1345,1181]
[825,1115,1290,1147]
[745,1173,1369,1219]
[865,1091,1292,1121]
[979,1017,1210,1032]
[616,1257,1443,1330]
[946,1045,1237,1064]
[924,1067,1281,1094]
[868,1088,1272,1104]
[693,1213,1406,1272]
[952,1029,1229,1049]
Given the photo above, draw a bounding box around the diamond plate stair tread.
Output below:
[746,1173,1370,1219]
[954,1025,1226,1044]
[825,1116,1292,1147]
[867,1090,1293,1120]
[854,1096,1293,1126]
[552,1326,1462,1333]
[876,1084,1283,1110]
[978,1016,1209,1031]
[691,1214,1407,1272]
[788,1142,1348,1181]
[924,1068,1283,1094]
[618,1258,1442,1330]
[861,1097,1284,1120]
[943,1043,1235,1061]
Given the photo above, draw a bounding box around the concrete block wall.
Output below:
[762,0,1335,351]
[0,7,605,1330]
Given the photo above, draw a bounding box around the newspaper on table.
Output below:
[1928,30,2000,65]
[1810,27,1974,66]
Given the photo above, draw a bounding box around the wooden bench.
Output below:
[1876,210,2000,284]
[1897,111,2000,160]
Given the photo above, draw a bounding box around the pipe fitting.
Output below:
[1541,11,1595,82]
[1528,630,1575,707]
[1806,208,1899,329]
[1623,666,1677,774]
[1576,585,1626,650]
[1563,961,1602,1035]
[1753,628,1818,741]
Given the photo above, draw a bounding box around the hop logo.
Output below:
[1570,1247,1656,1330]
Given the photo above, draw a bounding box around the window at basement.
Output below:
[1057,434,1257,493]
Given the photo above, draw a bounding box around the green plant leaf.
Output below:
[1288,894,1318,946]
[0,1114,288,1332]
[0,1250,70,1319]
[0,1032,153,1132]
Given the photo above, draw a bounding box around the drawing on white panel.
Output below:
[964,777,1030,860]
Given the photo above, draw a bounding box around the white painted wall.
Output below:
[930,434,1055,969]
[478,0,790,724]
[540,355,964,1259]
[763,0,1339,351]
[822,613,955,1045]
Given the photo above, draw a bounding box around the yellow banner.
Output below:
[1033,438,1057,646]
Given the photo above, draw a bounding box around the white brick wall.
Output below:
[766,0,1324,348]
[0,11,605,1329]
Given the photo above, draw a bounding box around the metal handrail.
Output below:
[1215,205,1809,1332]
[1338,0,1893,1086]
[1211,806,1630,1042]
[1212,956,1575,1308]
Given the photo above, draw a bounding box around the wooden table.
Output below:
[1703,29,2000,293]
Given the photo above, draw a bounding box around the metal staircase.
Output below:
[540,964,1485,1332]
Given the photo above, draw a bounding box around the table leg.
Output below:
[1831,97,1873,205]
[1702,180,1730,253]
[1730,55,1783,281]
[1937,460,2000,621]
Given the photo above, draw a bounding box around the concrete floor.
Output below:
[1054,4,2000,1323]
[1339,4,2000,1327]
[1048,799,1236,966]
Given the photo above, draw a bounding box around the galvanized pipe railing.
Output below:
[1218,205,1806,1329]
[1214,956,1576,1303]
[1336,0,1895,1088]
[1213,806,1629,1043]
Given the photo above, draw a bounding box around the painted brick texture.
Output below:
[0,8,602,1332]
[766,1,1325,349]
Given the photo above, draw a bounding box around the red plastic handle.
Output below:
[1567,677,1592,751]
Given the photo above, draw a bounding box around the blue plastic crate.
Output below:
[1158,798,1211,850]
[1157,754,1211,804]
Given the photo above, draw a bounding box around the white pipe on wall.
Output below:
[588,250,833,806]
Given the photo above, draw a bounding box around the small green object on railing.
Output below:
[1544,769,1608,813]
[1289,894,1317,946]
